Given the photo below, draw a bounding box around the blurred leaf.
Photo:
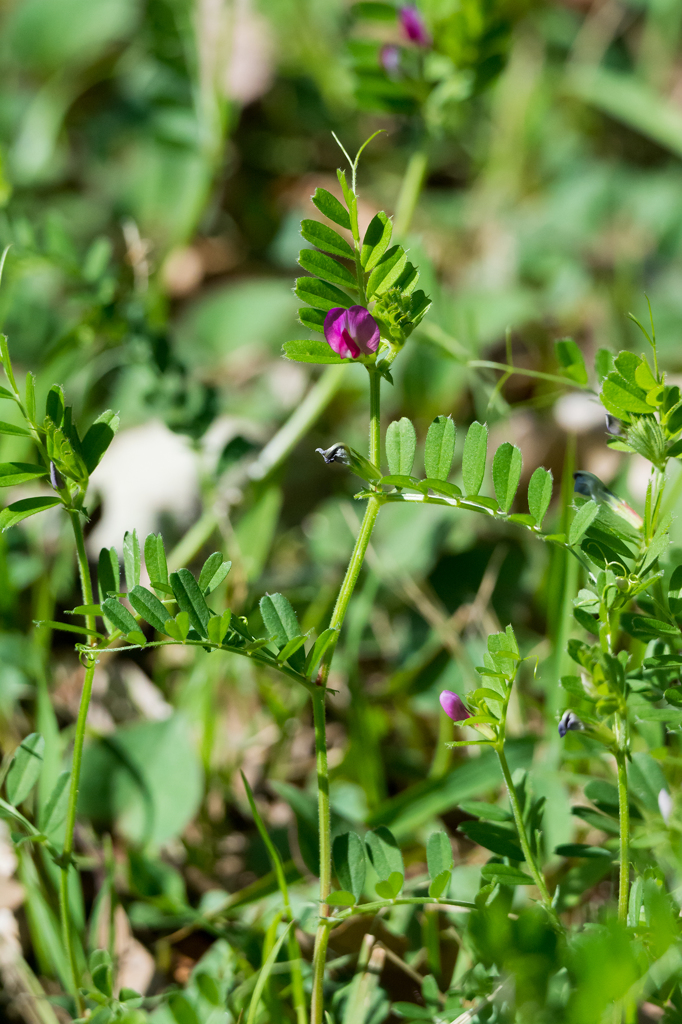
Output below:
[457,820,523,860]
[386,417,417,477]
[79,714,202,846]
[462,421,488,496]
[326,890,356,906]
[0,496,61,531]
[492,442,522,513]
[555,338,588,386]
[555,844,612,859]
[6,733,44,806]
[480,863,534,885]
[40,770,70,835]
[333,831,366,900]
[311,187,351,230]
[0,422,31,437]
[234,485,282,581]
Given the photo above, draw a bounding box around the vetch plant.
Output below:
[5,137,682,1024]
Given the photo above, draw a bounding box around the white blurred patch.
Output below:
[627,455,654,502]
[122,662,173,721]
[554,393,605,434]
[222,0,274,104]
[88,421,199,554]
[658,788,673,824]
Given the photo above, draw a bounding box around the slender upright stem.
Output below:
[615,739,630,924]
[496,745,558,924]
[59,508,97,1010]
[310,372,382,1024]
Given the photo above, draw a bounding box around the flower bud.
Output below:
[315,443,381,484]
[558,709,584,738]
[440,690,470,722]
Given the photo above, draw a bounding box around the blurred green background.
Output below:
[1,0,682,1016]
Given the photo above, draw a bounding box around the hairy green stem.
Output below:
[60,509,98,1009]
[496,745,558,924]
[310,372,382,1024]
[615,739,630,924]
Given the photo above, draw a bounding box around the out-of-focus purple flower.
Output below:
[605,414,623,436]
[399,5,430,46]
[440,690,470,723]
[659,788,673,823]
[558,710,584,738]
[324,306,381,360]
[380,45,401,76]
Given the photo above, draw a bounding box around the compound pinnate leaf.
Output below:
[365,825,403,880]
[102,598,138,636]
[298,307,326,333]
[385,417,416,477]
[0,463,48,486]
[0,496,61,531]
[462,421,488,495]
[426,830,453,880]
[311,187,351,230]
[144,533,168,589]
[527,466,553,527]
[361,211,392,270]
[601,373,651,417]
[492,443,522,513]
[569,500,600,546]
[6,733,44,806]
[123,529,141,591]
[128,585,169,633]
[300,219,354,258]
[424,416,455,481]
[170,569,210,637]
[298,248,357,289]
[333,831,366,901]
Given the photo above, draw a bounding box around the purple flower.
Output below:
[558,710,584,738]
[440,690,470,723]
[399,6,430,46]
[380,45,402,76]
[324,306,381,360]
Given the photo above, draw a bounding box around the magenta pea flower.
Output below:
[324,306,381,360]
[399,6,430,46]
[440,690,470,723]
[380,45,401,77]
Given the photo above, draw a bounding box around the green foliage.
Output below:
[5,733,44,806]
[385,417,417,476]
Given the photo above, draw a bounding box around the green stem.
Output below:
[615,737,630,924]
[393,149,428,238]
[310,372,382,1023]
[310,689,331,1024]
[496,745,558,924]
[59,508,97,1009]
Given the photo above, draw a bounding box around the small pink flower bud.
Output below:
[440,690,470,722]
[399,6,430,46]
